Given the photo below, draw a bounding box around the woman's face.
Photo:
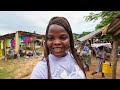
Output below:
[47,24,70,57]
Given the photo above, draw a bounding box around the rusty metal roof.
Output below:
[107,17,120,35]
[0,31,44,40]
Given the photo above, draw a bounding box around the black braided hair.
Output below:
[44,16,86,79]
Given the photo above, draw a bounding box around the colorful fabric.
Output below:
[12,40,16,47]
[21,36,36,43]
[6,49,10,54]
[0,49,3,57]
[18,38,21,45]
[0,40,4,49]
[22,37,27,40]
[10,49,14,55]
[6,39,11,47]
[22,37,29,43]
[30,37,34,41]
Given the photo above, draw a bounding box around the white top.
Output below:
[30,52,86,79]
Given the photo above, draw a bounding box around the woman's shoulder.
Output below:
[32,58,48,73]
[30,58,48,79]
[36,58,47,68]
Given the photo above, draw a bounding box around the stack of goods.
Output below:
[22,36,35,43]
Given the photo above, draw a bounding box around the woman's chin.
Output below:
[53,52,67,57]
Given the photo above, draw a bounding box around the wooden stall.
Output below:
[0,31,44,60]
[106,17,120,79]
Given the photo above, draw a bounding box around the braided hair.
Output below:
[44,16,86,79]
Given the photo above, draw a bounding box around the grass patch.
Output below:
[0,57,42,79]
[0,47,44,79]
[0,69,12,79]
[0,59,22,79]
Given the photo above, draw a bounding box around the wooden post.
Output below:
[4,38,7,61]
[111,37,119,79]
[32,36,35,55]
[33,31,36,55]
[15,31,20,60]
[25,43,27,55]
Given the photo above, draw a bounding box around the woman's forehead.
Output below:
[48,24,68,34]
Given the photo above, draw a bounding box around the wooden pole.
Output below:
[25,43,27,55]
[4,38,7,61]
[111,37,119,79]
[33,31,36,55]
[32,36,35,55]
[15,31,20,60]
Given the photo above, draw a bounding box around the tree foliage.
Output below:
[73,32,91,40]
[84,11,120,29]
[79,31,91,38]
[73,33,80,40]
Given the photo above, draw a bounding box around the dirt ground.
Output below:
[86,55,120,79]
[0,55,120,79]
[25,55,120,79]
[14,58,42,79]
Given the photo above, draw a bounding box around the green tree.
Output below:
[73,32,91,40]
[79,31,91,38]
[84,11,120,29]
[84,11,120,43]
[73,33,80,40]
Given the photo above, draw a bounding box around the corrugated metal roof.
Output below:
[77,25,108,42]
[78,17,120,40]
[107,18,120,33]
[77,29,102,42]
[0,31,44,40]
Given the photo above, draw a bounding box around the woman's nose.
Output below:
[53,39,61,45]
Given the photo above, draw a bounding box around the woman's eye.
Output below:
[60,36,67,40]
[48,37,54,40]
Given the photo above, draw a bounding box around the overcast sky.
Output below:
[0,11,101,35]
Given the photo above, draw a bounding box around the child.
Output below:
[30,16,86,79]
[91,46,106,79]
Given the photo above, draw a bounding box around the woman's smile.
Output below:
[53,47,62,53]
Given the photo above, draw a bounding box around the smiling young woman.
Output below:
[30,16,86,79]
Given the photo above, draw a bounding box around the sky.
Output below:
[0,11,101,35]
